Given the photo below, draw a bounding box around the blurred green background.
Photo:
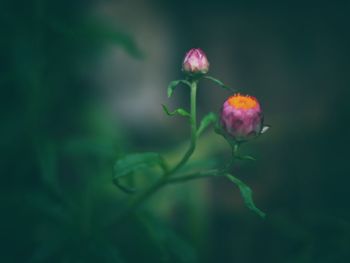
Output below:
[1,0,350,262]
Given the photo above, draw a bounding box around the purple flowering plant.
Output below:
[114,48,270,219]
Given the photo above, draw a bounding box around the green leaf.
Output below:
[167,80,191,98]
[196,112,217,136]
[162,104,190,117]
[204,76,235,92]
[113,153,168,193]
[114,152,167,178]
[225,173,266,218]
[112,179,136,194]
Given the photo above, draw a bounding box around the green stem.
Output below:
[120,177,168,219]
[233,143,240,157]
[119,80,199,218]
[223,142,240,172]
[169,80,198,175]
[167,169,221,184]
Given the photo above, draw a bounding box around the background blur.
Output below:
[1,0,350,262]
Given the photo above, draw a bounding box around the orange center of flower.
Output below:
[228,94,258,110]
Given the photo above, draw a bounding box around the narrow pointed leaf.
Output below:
[196,112,217,136]
[113,152,168,193]
[162,104,190,118]
[112,177,136,194]
[204,76,235,92]
[226,173,266,218]
[114,152,167,178]
[167,80,191,98]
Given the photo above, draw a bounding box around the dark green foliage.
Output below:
[113,152,167,193]
[226,174,266,218]
[2,0,350,262]
[114,152,167,178]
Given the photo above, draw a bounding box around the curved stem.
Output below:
[118,80,199,218]
[120,177,168,219]
[167,169,221,184]
[168,80,198,175]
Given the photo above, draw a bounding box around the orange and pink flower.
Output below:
[220,94,263,141]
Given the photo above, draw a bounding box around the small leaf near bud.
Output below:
[162,104,190,118]
[204,76,235,92]
[167,80,191,98]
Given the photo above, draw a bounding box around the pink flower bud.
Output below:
[220,94,263,141]
[182,48,209,75]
